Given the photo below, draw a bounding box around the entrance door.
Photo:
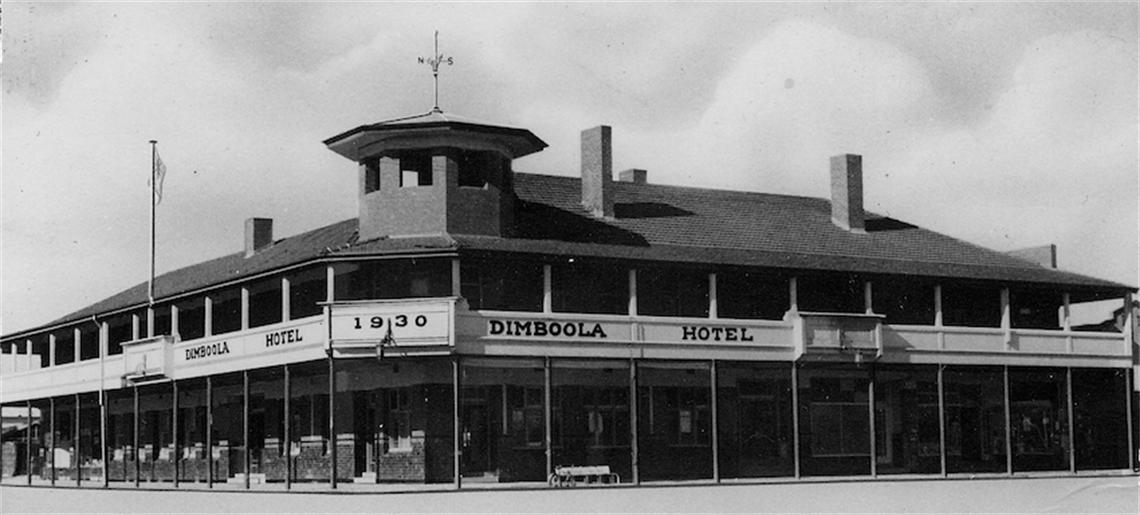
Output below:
[460,390,490,477]
[739,397,780,475]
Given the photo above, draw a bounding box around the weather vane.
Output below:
[418,31,453,113]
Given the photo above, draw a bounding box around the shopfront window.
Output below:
[552,360,631,480]
[1010,367,1069,472]
[874,365,940,474]
[175,378,209,482]
[1072,368,1130,471]
[797,363,871,476]
[137,382,173,482]
[717,363,794,479]
[638,363,712,481]
[460,359,546,481]
[943,365,1007,474]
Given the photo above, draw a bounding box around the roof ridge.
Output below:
[514,171,833,204]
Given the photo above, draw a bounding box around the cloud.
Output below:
[2,3,1136,334]
[638,19,938,194]
[882,30,1137,284]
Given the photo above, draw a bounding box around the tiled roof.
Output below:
[13,172,1131,339]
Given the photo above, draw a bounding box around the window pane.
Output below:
[942,284,1000,327]
[334,259,451,301]
[211,288,242,335]
[798,275,864,314]
[289,266,327,319]
[874,278,935,325]
[107,312,137,356]
[154,304,173,337]
[53,329,75,365]
[79,325,99,361]
[717,272,789,320]
[461,259,543,312]
[1010,288,1062,330]
[248,277,283,328]
[177,297,206,341]
[552,263,627,315]
[638,269,708,318]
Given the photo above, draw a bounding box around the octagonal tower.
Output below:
[324,110,547,241]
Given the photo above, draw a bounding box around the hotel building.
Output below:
[1,109,1136,488]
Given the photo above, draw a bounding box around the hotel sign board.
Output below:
[477,315,791,346]
[173,319,325,367]
[328,299,454,347]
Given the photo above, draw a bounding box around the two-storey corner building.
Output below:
[1,109,1136,489]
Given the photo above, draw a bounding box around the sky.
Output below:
[2,2,1137,334]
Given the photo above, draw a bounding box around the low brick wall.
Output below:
[377,438,426,482]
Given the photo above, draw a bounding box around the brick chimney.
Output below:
[245,218,273,257]
[619,169,647,184]
[830,154,865,233]
[581,125,614,218]
[1006,244,1057,268]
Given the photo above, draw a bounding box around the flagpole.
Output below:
[149,140,157,307]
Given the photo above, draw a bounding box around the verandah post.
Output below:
[133,386,139,487]
[328,355,336,489]
[791,363,801,479]
[453,357,461,489]
[710,359,719,483]
[244,370,250,489]
[868,366,877,478]
[284,364,291,490]
[206,375,213,488]
[172,380,179,488]
[49,396,55,486]
[1004,366,1012,475]
[629,359,639,485]
[544,357,552,479]
[26,400,33,486]
[1066,367,1075,473]
[938,364,946,477]
[74,393,80,487]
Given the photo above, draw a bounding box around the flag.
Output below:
[149,151,167,205]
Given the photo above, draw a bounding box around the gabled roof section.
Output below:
[45,220,459,329]
[9,171,1131,340]
[504,174,1130,292]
